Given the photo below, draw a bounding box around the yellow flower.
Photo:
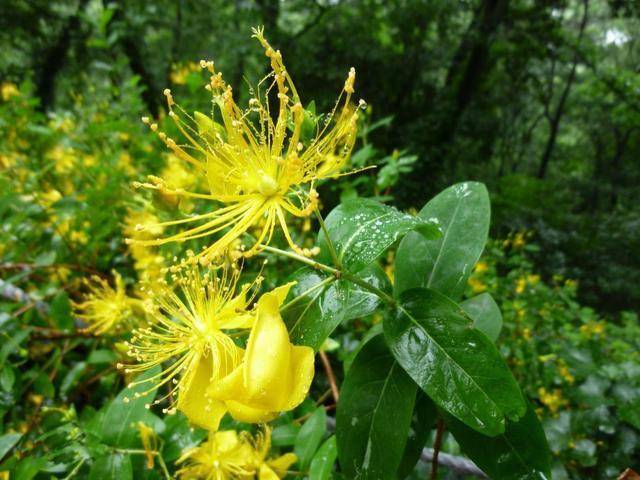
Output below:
[512,232,526,249]
[70,229,88,245]
[522,327,532,340]
[176,427,296,480]
[122,262,258,430]
[48,145,76,173]
[170,61,200,85]
[131,27,364,261]
[208,282,315,423]
[74,271,142,335]
[138,422,159,469]
[1,82,20,101]
[538,387,566,414]
[579,321,605,338]
[474,261,489,274]
[468,276,487,294]
[515,277,526,294]
[124,209,166,282]
[557,360,575,384]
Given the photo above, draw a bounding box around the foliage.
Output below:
[1,2,639,478]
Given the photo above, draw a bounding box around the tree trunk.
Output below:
[537,0,589,179]
[35,0,89,111]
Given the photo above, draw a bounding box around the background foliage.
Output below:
[0,0,638,478]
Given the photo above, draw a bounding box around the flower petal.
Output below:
[282,345,315,410]
[177,356,227,430]
[242,284,296,407]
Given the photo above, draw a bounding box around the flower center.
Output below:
[257,172,279,197]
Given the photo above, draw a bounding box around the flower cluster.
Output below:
[70,27,361,476]
[177,427,295,479]
[128,26,364,262]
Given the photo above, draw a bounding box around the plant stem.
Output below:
[319,350,340,402]
[431,418,445,480]
[262,245,396,307]
[262,245,340,277]
[314,207,342,269]
[280,275,336,313]
[341,270,396,306]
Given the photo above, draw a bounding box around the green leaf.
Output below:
[319,198,440,273]
[619,398,640,429]
[88,366,160,448]
[34,371,55,398]
[336,334,417,479]
[460,292,503,341]
[0,327,32,367]
[395,182,490,299]
[309,436,338,480]
[87,350,117,365]
[272,423,301,447]
[397,392,437,479]
[295,407,327,470]
[12,456,46,480]
[0,365,15,392]
[0,432,22,461]
[161,412,206,462]
[384,288,526,435]
[446,401,552,480]
[51,292,74,331]
[88,453,133,480]
[60,362,87,398]
[285,264,390,350]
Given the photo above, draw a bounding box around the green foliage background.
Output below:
[0,0,639,479]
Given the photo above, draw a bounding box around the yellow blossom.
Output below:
[138,422,159,469]
[512,232,526,249]
[468,276,487,294]
[1,82,20,101]
[74,271,142,335]
[70,229,88,245]
[538,387,566,414]
[207,282,315,423]
[130,27,364,262]
[176,427,296,480]
[170,61,201,85]
[522,327,532,340]
[122,262,259,430]
[474,261,489,274]
[515,278,526,294]
[48,145,76,174]
[557,360,575,384]
[579,321,605,338]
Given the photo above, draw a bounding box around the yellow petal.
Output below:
[267,453,297,477]
[225,400,277,424]
[213,430,240,451]
[243,288,295,407]
[259,464,281,480]
[282,345,315,410]
[177,355,227,430]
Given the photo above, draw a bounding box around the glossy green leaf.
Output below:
[88,453,132,480]
[384,288,526,435]
[397,392,437,479]
[285,264,390,350]
[319,198,440,273]
[395,182,490,299]
[295,407,327,470]
[336,334,417,479]
[272,423,300,447]
[309,436,338,480]
[161,412,206,463]
[0,432,22,461]
[88,366,160,448]
[51,292,74,331]
[461,292,503,341]
[446,401,552,480]
[60,361,87,398]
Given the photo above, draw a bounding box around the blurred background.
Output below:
[1,1,639,478]
[2,0,638,313]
